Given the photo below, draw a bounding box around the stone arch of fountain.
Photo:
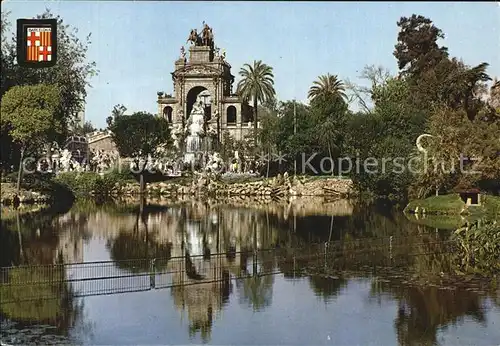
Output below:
[186,86,211,121]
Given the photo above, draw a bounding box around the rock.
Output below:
[113,176,353,198]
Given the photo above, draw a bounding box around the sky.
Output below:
[2,1,500,129]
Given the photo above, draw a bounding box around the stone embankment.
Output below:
[1,183,51,206]
[119,173,354,199]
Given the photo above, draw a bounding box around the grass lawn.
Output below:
[404,193,500,217]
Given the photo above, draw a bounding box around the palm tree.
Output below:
[308,73,347,102]
[236,60,276,145]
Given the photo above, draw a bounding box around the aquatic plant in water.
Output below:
[453,222,500,275]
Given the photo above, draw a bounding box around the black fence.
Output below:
[0,236,457,303]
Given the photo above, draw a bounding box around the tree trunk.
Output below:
[253,98,258,147]
[140,196,145,216]
[140,173,145,195]
[16,147,25,193]
[140,160,147,195]
[266,148,270,178]
[328,143,334,176]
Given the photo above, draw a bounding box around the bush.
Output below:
[54,172,97,195]
[0,172,74,205]
[54,171,121,197]
[106,167,136,183]
[453,222,500,275]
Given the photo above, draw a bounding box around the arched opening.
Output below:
[163,106,173,123]
[186,86,208,120]
[242,103,253,123]
[199,90,212,121]
[226,106,237,124]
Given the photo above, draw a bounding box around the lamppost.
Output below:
[200,92,211,164]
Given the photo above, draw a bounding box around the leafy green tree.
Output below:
[73,121,96,136]
[109,111,172,191]
[414,58,491,120]
[308,73,346,102]
[411,107,500,197]
[258,108,279,177]
[1,11,13,97]
[236,60,276,145]
[107,104,127,128]
[275,101,317,171]
[82,121,96,135]
[310,93,349,164]
[220,131,236,162]
[1,85,61,191]
[345,78,426,201]
[393,14,449,79]
[394,14,491,121]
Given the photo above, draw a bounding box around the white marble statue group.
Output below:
[90,149,119,173]
[36,142,121,174]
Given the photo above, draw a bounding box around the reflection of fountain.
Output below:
[185,221,204,257]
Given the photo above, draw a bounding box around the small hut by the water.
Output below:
[456,188,481,206]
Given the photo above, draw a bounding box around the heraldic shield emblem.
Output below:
[17,18,57,67]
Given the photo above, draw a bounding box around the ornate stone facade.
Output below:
[157,25,254,142]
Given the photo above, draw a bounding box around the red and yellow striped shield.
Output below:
[26,27,53,62]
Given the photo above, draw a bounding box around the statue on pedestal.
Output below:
[180,46,186,61]
[171,123,184,151]
[60,149,72,172]
[205,152,223,173]
[187,29,200,46]
[189,97,205,137]
[202,23,214,47]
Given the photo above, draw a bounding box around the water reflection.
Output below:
[370,280,488,346]
[309,275,348,303]
[1,197,499,345]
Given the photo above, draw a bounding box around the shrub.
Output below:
[453,222,500,275]
[54,172,98,196]
[106,167,136,183]
[54,170,135,198]
[55,172,117,197]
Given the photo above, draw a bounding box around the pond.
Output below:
[1,197,499,345]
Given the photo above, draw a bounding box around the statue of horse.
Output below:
[187,29,199,45]
[202,24,213,46]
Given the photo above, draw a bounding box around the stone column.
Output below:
[235,104,242,141]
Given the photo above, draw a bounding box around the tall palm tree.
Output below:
[308,73,347,102]
[236,60,276,146]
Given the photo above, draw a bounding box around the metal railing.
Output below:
[0,236,457,303]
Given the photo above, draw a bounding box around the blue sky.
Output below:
[3,1,500,129]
